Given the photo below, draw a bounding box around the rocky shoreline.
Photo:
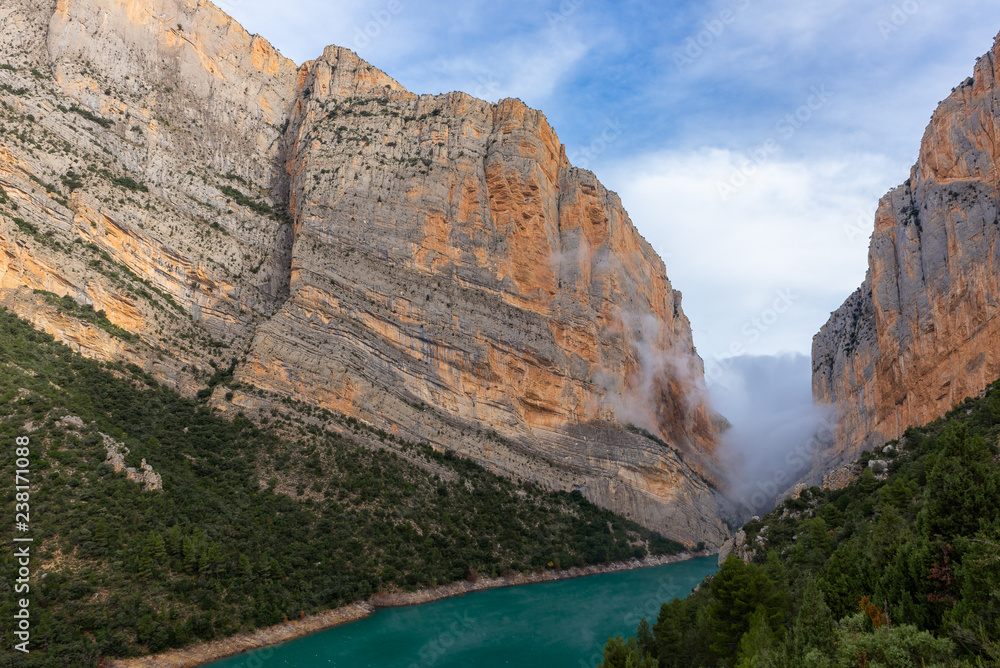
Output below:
[110,550,714,668]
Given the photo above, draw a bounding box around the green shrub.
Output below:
[218,184,272,216]
[69,104,113,128]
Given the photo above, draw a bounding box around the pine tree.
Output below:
[258,554,272,583]
[199,542,223,577]
[655,599,689,667]
[708,556,786,659]
[923,424,1000,540]
[137,543,153,580]
[93,518,111,555]
[238,553,253,581]
[150,531,167,564]
[636,617,655,659]
[136,614,156,643]
[182,536,198,574]
[790,579,835,660]
[165,525,183,560]
[599,637,656,668]
[859,467,878,493]
[733,606,776,668]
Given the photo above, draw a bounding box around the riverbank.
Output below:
[110,549,715,668]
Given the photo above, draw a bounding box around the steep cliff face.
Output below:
[0,0,730,545]
[814,31,1000,468]
[0,0,300,395]
[240,46,729,543]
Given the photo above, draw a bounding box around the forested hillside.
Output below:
[0,309,683,667]
[600,385,1000,667]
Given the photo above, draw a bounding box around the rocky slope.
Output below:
[0,0,731,545]
[813,30,1000,470]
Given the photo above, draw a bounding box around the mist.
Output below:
[707,354,835,518]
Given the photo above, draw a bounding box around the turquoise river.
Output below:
[206,556,718,668]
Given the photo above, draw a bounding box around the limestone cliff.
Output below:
[0,0,731,546]
[813,31,1000,470]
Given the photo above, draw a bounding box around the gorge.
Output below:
[0,0,732,549]
[4,1,1000,666]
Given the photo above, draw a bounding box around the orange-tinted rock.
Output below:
[0,0,731,546]
[813,32,1000,469]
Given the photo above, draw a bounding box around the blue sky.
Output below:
[220,0,1000,366]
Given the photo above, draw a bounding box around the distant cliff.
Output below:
[813,30,1000,469]
[0,0,731,545]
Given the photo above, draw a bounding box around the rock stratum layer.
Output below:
[0,0,731,546]
[813,31,1000,469]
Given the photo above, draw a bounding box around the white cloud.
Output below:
[393,30,591,102]
[603,147,904,359]
[219,0,596,106]
[215,0,1000,366]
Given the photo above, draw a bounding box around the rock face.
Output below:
[0,0,731,545]
[101,432,164,491]
[57,415,163,490]
[716,524,761,566]
[813,31,1000,470]
[0,0,300,398]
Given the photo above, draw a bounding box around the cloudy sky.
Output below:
[220,0,999,367]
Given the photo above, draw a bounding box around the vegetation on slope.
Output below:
[32,290,138,343]
[600,385,1000,667]
[0,309,682,667]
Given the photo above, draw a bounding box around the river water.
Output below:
[206,556,717,668]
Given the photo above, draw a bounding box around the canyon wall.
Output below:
[0,0,731,545]
[813,31,1000,468]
